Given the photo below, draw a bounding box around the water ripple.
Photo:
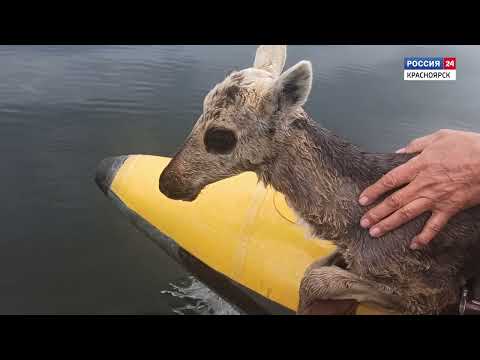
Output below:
[161,276,241,315]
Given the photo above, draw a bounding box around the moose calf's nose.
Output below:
[159,171,172,197]
[159,168,198,201]
[159,169,181,198]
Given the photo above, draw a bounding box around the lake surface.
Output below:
[1,45,480,314]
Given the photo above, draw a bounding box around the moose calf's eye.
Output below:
[204,128,237,154]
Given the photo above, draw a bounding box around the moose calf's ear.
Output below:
[253,45,287,77]
[273,60,313,111]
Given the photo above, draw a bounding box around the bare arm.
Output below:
[358,129,480,249]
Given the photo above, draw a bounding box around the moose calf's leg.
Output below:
[298,265,402,314]
[298,253,357,315]
[305,248,347,271]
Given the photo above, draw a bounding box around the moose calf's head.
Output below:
[159,45,313,201]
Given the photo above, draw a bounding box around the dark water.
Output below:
[1,45,480,314]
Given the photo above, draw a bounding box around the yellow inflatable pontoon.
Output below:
[95,155,386,315]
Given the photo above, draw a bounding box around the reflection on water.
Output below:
[1,45,480,314]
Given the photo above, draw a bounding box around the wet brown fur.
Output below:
[260,110,480,314]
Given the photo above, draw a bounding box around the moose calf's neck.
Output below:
[258,110,408,243]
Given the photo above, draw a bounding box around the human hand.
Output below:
[358,129,480,249]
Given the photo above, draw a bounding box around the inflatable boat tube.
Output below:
[95,155,387,315]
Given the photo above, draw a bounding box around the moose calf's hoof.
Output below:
[298,299,359,315]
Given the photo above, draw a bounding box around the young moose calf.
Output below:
[159,45,480,314]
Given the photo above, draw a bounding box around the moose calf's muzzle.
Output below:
[159,167,199,202]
